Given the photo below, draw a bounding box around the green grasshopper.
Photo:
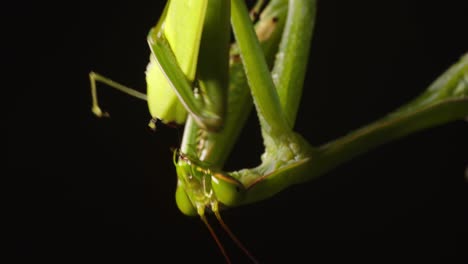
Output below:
[90,0,468,262]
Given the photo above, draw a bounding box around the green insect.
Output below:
[91,0,229,131]
[90,0,293,262]
[89,0,468,262]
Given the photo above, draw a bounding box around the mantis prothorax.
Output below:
[90,0,468,262]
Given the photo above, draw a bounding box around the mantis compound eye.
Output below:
[175,181,197,216]
[211,173,245,206]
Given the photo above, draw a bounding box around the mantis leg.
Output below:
[147,37,222,132]
[146,1,229,132]
[250,0,266,20]
[89,71,147,118]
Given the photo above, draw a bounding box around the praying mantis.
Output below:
[89,0,468,262]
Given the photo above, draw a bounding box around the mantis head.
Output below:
[174,151,245,216]
[173,150,258,263]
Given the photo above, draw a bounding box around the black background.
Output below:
[9,1,468,263]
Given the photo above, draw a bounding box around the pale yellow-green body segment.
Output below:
[146,56,187,124]
[146,0,208,124]
[165,1,207,79]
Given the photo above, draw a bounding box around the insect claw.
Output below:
[148,118,158,131]
[92,106,110,118]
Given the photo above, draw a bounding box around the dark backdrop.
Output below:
[9,1,467,263]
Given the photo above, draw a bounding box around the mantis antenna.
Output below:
[201,209,259,264]
[200,215,231,264]
[214,211,259,264]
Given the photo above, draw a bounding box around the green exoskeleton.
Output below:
[90,0,294,262]
[90,0,468,262]
[146,1,229,132]
[146,3,256,261]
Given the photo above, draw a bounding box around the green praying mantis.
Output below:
[89,0,468,262]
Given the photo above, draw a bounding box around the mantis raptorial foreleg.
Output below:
[146,0,229,132]
[147,37,223,131]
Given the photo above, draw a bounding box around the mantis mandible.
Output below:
[89,0,468,262]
